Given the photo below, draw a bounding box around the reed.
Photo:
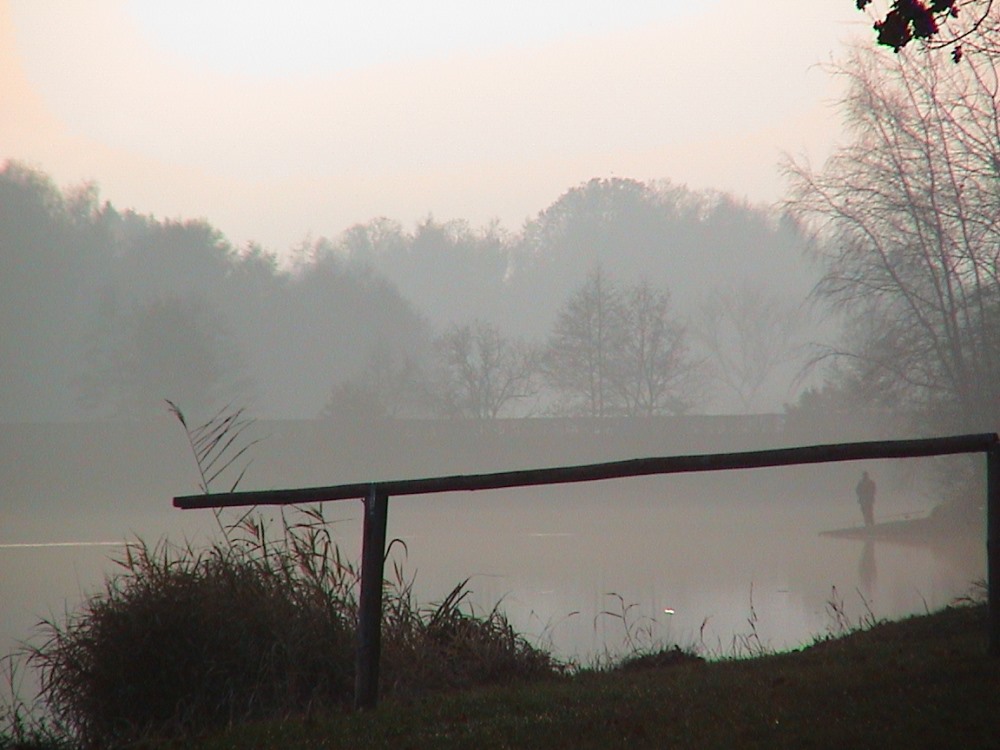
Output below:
[5,404,560,748]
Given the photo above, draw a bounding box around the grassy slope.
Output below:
[181,604,999,749]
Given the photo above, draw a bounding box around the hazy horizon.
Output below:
[2,0,868,257]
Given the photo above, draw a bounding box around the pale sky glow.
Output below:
[125,1,705,76]
[2,0,869,254]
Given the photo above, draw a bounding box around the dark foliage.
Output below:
[856,0,996,60]
[27,535,355,747]
[19,512,559,748]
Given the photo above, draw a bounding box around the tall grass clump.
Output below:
[380,561,560,697]
[17,403,559,747]
[585,593,703,672]
[28,512,357,747]
[1,651,74,750]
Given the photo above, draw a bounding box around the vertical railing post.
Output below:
[987,444,1000,656]
[355,484,389,709]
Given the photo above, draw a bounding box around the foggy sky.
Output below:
[2,0,867,257]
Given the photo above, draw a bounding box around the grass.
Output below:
[0,506,560,749]
[4,560,996,750]
[0,405,559,749]
[4,405,995,747]
[153,602,998,750]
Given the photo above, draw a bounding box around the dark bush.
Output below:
[24,510,559,748]
[29,529,355,747]
[381,573,561,697]
[15,406,559,747]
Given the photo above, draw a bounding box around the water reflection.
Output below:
[1,479,986,668]
[859,540,876,596]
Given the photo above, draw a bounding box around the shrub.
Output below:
[23,508,559,747]
[12,404,560,747]
[28,511,357,747]
[381,566,562,697]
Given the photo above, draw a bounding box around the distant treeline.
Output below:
[0,162,815,422]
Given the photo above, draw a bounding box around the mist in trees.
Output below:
[543,269,696,417]
[430,321,538,419]
[0,166,109,421]
[321,347,428,421]
[77,294,250,419]
[0,162,428,421]
[336,178,815,343]
[320,177,819,416]
[339,216,512,330]
[784,42,1000,438]
[2,159,824,423]
[692,283,807,414]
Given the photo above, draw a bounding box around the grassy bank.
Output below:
[5,407,993,748]
[160,603,997,750]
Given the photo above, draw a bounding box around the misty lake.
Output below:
[0,418,986,712]
[0,419,987,701]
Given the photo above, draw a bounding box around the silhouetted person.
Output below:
[856,470,876,527]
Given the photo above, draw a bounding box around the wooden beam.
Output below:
[174,433,998,510]
[355,486,389,710]
[988,443,1000,656]
[172,431,1000,709]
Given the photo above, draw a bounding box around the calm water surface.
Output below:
[2,470,984,687]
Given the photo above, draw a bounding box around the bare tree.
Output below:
[431,320,537,419]
[784,43,1000,432]
[692,283,805,413]
[322,347,428,420]
[614,281,696,416]
[545,269,696,416]
[544,268,627,417]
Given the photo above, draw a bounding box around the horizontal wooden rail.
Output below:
[175,433,997,509]
[173,432,1000,710]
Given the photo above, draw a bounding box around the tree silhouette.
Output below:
[692,283,804,413]
[857,0,998,60]
[784,43,1000,433]
[544,269,696,417]
[431,321,537,419]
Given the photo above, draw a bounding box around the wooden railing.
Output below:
[175,433,1000,710]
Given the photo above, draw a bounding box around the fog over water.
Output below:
[1,2,996,723]
[1,419,986,678]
